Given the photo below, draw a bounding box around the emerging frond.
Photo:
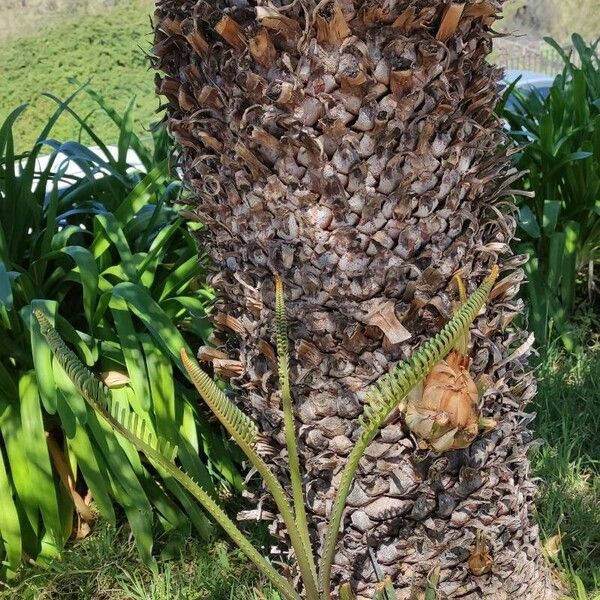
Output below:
[34,310,111,409]
[35,310,179,463]
[180,349,258,447]
[111,403,179,463]
[274,274,291,398]
[319,266,499,598]
[451,270,470,356]
[373,578,397,600]
[34,310,301,600]
[425,566,441,600]
[339,583,357,600]
[274,275,316,585]
[181,348,320,600]
[358,266,499,434]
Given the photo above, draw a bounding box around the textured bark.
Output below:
[153,1,558,598]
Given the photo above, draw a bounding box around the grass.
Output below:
[0,0,157,152]
[3,347,600,599]
[0,521,281,600]
[532,344,600,596]
[0,1,133,43]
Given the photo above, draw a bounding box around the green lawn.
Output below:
[0,522,278,600]
[0,0,157,152]
[532,347,600,594]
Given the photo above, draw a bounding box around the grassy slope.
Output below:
[501,0,600,42]
[0,1,135,43]
[0,0,157,152]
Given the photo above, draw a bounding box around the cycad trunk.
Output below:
[153,1,556,598]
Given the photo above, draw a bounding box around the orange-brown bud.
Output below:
[405,350,482,452]
[468,531,493,576]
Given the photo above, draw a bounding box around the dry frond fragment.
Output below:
[214,313,246,335]
[180,18,209,57]
[256,7,302,40]
[214,14,247,51]
[314,1,351,45]
[365,300,412,345]
[436,3,466,42]
[100,371,130,389]
[249,26,277,68]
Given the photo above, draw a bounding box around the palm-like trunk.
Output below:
[153,1,556,597]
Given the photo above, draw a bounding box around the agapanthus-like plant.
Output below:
[34,266,498,600]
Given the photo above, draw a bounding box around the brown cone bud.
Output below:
[405,350,481,452]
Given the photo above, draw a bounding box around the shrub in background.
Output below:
[0,89,241,579]
[502,35,600,348]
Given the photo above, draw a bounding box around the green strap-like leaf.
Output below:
[19,372,64,550]
[67,424,116,525]
[0,263,14,327]
[107,282,192,369]
[0,401,38,540]
[61,246,99,329]
[143,339,219,496]
[111,298,152,411]
[0,447,22,571]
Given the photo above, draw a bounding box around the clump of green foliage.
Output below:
[502,35,600,349]
[0,0,155,152]
[0,89,241,579]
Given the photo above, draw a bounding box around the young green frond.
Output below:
[34,310,112,409]
[35,310,179,463]
[180,349,259,447]
[372,578,397,600]
[274,274,291,396]
[451,271,470,356]
[425,566,441,600]
[181,347,320,600]
[319,266,499,598]
[274,275,316,587]
[118,406,179,463]
[359,265,499,433]
[34,311,301,600]
[339,583,356,600]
